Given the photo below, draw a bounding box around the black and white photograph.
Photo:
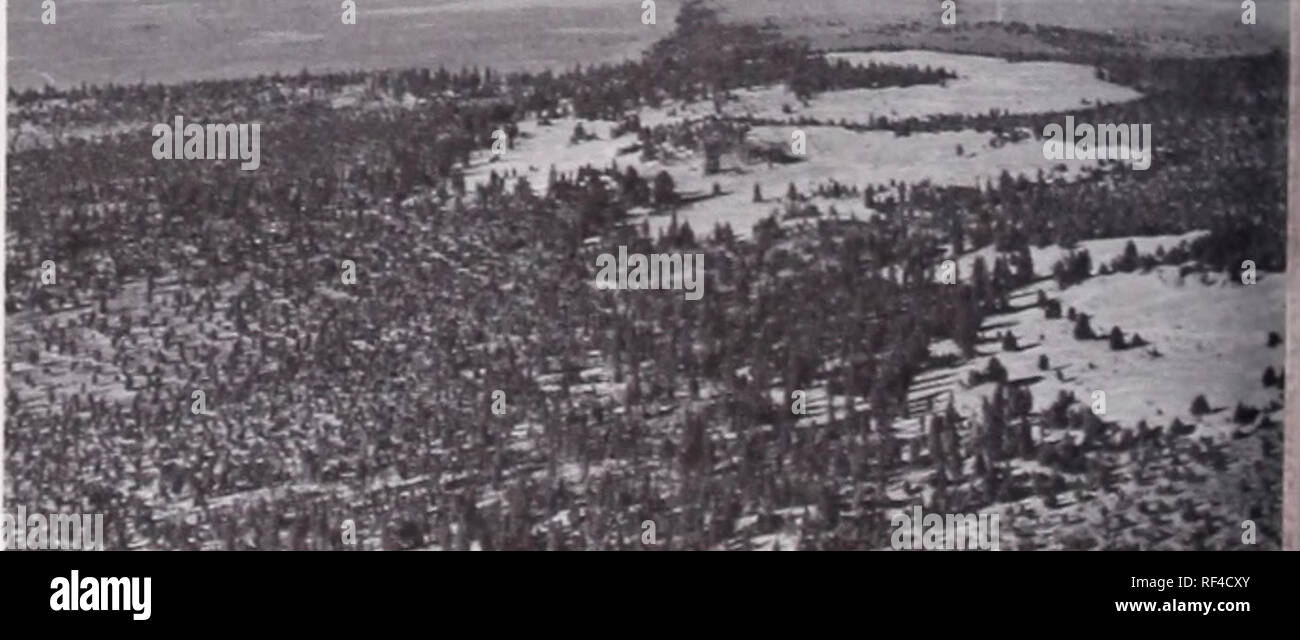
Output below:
[1,0,1293,560]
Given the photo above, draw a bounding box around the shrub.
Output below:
[1108,326,1125,350]
[1233,402,1260,425]
[1262,366,1279,388]
[1190,394,1211,416]
[985,357,1008,384]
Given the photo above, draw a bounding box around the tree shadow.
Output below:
[1008,374,1045,387]
[981,319,1018,332]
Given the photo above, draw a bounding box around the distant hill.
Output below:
[6,0,687,90]
[7,0,1287,90]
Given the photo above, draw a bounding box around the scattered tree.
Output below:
[1190,394,1211,417]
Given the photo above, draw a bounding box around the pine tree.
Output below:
[971,256,990,308]
[1116,239,1139,273]
[985,356,1008,384]
[1073,313,1095,340]
[653,170,677,207]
